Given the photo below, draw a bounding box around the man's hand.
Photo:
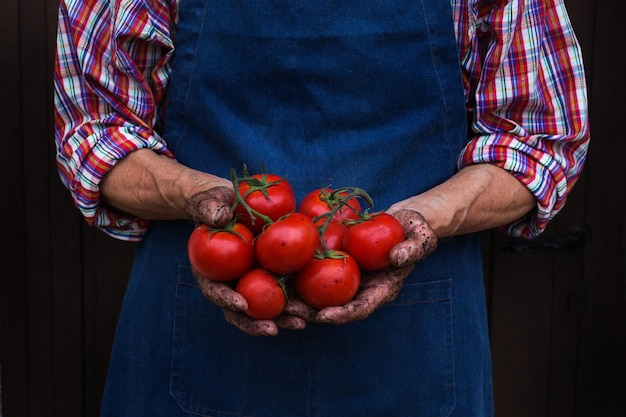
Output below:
[386,209,438,267]
[295,209,437,325]
[193,209,437,333]
[188,186,311,336]
[192,267,307,336]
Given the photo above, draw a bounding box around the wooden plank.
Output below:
[82,228,135,416]
[45,0,88,413]
[565,0,597,75]
[545,1,599,416]
[488,1,598,416]
[50,187,86,417]
[575,0,626,414]
[543,3,593,410]
[20,0,56,413]
[0,0,29,414]
[489,238,556,417]
[546,189,587,417]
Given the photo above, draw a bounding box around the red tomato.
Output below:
[255,212,319,275]
[315,218,348,252]
[187,222,255,281]
[294,252,361,309]
[299,188,362,223]
[342,212,405,271]
[236,268,287,319]
[233,173,296,235]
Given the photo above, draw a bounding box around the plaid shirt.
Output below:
[54,0,590,241]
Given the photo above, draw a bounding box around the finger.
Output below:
[389,210,437,267]
[193,268,248,311]
[316,299,374,324]
[284,299,320,322]
[360,265,414,302]
[316,265,413,324]
[389,238,436,267]
[186,186,235,228]
[273,314,307,330]
[223,310,279,336]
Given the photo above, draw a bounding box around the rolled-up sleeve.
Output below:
[54,0,177,241]
[454,0,590,238]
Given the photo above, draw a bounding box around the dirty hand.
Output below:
[186,186,305,336]
[192,267,307,336]
[185,186,235,229]
[286,209,438,325]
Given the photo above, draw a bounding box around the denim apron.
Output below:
[100,1,493,416]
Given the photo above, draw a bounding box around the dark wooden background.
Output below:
[1,0,625,416]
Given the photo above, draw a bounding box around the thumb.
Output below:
[186,186,234,228]
[388,209,438,267]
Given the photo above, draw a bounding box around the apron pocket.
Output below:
[314,278,456,417]
[170,264,454,417]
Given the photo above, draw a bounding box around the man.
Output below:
[54,0,589,415]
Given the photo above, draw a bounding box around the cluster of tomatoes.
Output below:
[187,165,405,320]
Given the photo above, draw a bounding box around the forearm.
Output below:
[388,164,535,238]
[100,149,233,221]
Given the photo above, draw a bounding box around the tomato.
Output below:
[255,212,319,275]
[294,252,361,309]
[233,172,296,235]
[315,218,347,252]
[342,212,405,271]
[187,222,255,281]
[235,268,287,319]
[298,188,362,223]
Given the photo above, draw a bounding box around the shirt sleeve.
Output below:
[54,0,178,241]
[453,0,590,239]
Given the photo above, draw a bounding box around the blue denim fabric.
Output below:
[100,1,494,416]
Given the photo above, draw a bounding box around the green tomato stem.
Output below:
[229,165,277,227]
[313,186,375,257]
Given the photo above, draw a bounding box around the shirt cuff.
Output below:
[458,133,567,239]
[72,127,174,241]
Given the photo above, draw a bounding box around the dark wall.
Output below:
[1,0,624,416]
